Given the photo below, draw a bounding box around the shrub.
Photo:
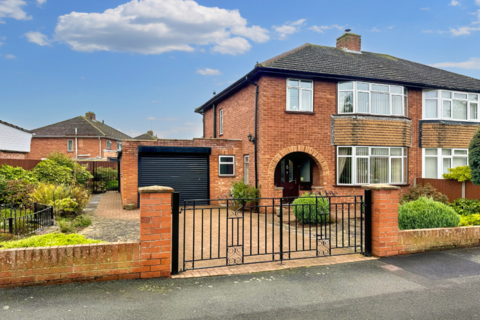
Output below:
[70,185,91,210]
[230,181,260,201]
[470,127,480,185]
[292,193,330,224]
[450,198,480,216]
[0,165,38,184]
[31,184,89,215]
[56,218,76,233]
[105,180,119,190]
[443,166,472,182]
[46,151,93,185]
[0,175,6,196]
[0,233,103,249]
[0,180,35,205]
[459,214,480,226]
[399,197,460,230]
[401,183,449,204]
[73,215,92,228]
[33,159,73,185]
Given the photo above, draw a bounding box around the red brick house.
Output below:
[29,112,131,160]
[193,32,480,200]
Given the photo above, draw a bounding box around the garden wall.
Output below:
[398,226,480,254]
[0,242,141,288]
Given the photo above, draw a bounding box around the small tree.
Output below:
[470,127,480,186]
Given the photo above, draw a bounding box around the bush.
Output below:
[0,180,35,205]
[399,197,460,230]
[459,214,480,226]
[31,184,90,215]
[56,218,76,233]
[105,180,119,191]
[292,193,330,224]
[470,127,480,185]
[230,181,260,201]
[0,233,103,249]
[33,159,74,185]
[443,166,472,182]
[0,165,38,184]
[73,215,92,228]
[449,198,480,216]
[401,183,449,204]
[46,152,93,185]
[69,185,91,210]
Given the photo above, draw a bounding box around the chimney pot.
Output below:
[336,32,361,52]
[147,130,154,136]
[85,112,96,121]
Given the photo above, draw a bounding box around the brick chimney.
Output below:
[147,130,154,136]
[336,30,361,52]
[85,112,96,121]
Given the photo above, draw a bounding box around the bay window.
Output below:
[423,148,469,179]
[338,81,407,116]
[337,146,408,185]
[287,79,313,111]
[423,90,479,121]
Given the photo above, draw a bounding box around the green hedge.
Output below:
[0,233,103,249]
[399,196,460,230]
[449,198,480,216]
[292,193,329,224]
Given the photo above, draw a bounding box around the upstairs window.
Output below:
[219,156,235,176]
[219,109,224,135]
[338,81,407,116]
[67,140,74,152]
[423,90,479,121]
[287,79,313,111]
[107,140,112,149]
[117,141,122,151]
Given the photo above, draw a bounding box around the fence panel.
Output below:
[1,202,54,235]
[0,159,41,170]
[465,182,480,200]
[415,178,463,202]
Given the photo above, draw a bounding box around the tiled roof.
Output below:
[32,116,131,140]
[259,43,480,92]
[0,120,32,134]
[134,133,157,140]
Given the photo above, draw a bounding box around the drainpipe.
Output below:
[202,112,205,138]
[75,128,78,159]
[246,77,259,189]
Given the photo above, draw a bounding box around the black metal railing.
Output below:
[178,192,366,271]
[0,202,54,235]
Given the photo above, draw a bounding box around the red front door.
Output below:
[277,157,299,200]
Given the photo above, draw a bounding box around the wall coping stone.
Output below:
[362,184,400,190]
[138,186,174,193]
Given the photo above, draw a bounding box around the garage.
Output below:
[138,146,210,205]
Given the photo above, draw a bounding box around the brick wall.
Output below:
[421,122,480,148]
[29,138,119,159]
[0,151,27,160]
[120,139,244,207]
[0,242,141,288]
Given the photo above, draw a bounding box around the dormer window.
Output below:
[286,79,313,112]
[338,81,408,116]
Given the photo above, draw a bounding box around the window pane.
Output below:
[391,148,402,156]
[391,86,403,94]
[338,147,352,156]
[289,160,294,182]
[454,150,467,155]
[357,92,369,113]
[424,91,438,98]
[338,157,352,184]
[370,157,389,183]
[372,84,389,92]
[338,82,353,90]
[442,91,452,99]
[288,88,299,110]
[453,100,467,120]
[220,164,234,175]
[356,158,369,184]
[356,147,368,156]
[470,103,478,120]
[454,93,468,100]
[220,156,234,163]
[372,148,389,156]
[453,157,467,167]
[392,95,403,115]
[371,92,389,115]
[442,149,452,155]
[404,156,408,183]
[339,91,354,113]
[425,148,437,155]
[425,157,438,178]
[443,100,452,118]
[469,94,479,101]
[425,99,437,118]
[357,83,369,91]
[301,89,312,111]
[288,79,299,87]
[443,158,451,174]
[301,81,312,89]
[391,158,402,183]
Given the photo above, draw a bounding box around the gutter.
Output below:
[246,77,259,189]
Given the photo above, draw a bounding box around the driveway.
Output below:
[3,247,480,319]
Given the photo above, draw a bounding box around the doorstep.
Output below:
[171,254,377,279]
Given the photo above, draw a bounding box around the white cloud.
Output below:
[24,31,51,46]
[196,68,221,76]
[449,0,460,6]
[152,100,160,103]
[431,57,480,70]
[388,25,394,29]
[146,116,157,120]
[476,0,480,5]
[0,0,31,22]
[273,19,306,40]
[450,25,480,36]
[371,27,381,32]
[309,24,344,33]
[4,54,16,59]
[54,0,269,55]
[420,7,430,10]
[422,30,434,33]
[36,0,46,5]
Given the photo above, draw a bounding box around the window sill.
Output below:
[219,175,235,178]
[333,184,410,187]
[285,110,315,115]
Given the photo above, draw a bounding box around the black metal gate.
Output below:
[174,192,369,272]
[80,161,120,194]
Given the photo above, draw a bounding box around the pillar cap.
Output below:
[138,186,174,193]
[362,184,400,190]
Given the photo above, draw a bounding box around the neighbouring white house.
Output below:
[0,120,33,159]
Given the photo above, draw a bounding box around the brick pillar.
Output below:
[363,184,400,257]
[139,186,173,278]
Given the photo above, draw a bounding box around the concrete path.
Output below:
[3,247,480,319]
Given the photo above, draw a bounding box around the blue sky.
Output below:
[1,0,480,139]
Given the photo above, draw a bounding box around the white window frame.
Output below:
[337,146,408,185]
[219,109,224,135]
[117,141,122,151]
[286,78,314,112]
[422,148,469,179]
[67,140,74,152]
[423,89,479,122]
[107,140,112,150]
[338,81,407,116]
[244,155,249,185]
[219,155,235,177]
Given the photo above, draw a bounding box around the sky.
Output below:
[1,0,480,139]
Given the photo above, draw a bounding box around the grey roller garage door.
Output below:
[139,154,209,205]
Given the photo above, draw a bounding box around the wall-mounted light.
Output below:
[248,134,256,143]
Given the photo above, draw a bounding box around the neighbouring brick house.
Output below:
[0,120,33,159]
[29,112,131,160]
[134,130,157,140]
[193,31,480,200]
